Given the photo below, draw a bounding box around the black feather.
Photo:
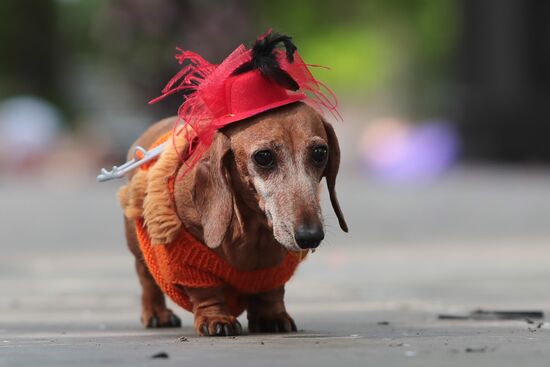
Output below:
[232,32,300,91]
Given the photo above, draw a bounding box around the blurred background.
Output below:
[2,0,550,182]
[2,1,550,356]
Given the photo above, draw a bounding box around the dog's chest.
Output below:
[216,231,287,272]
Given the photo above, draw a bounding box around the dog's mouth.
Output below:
[272,224,305,253]
[265,208,324,252]
[265,209,273,227]
[285,241,318,254]
[286,244,305,253]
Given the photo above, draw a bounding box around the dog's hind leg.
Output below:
[124,216,181,328]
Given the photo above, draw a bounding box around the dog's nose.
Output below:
[294,224,325,249]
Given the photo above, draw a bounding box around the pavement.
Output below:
[2,166,550,366]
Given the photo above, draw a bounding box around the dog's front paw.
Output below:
[248,311,297,333]
[194,315,242,336]
[141,307,181,328]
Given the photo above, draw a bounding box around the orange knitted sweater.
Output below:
[135,134,305,316]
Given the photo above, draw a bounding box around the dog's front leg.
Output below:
[247,286,297,333]
[184,286,242,336]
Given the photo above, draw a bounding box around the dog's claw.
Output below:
[146,316,159,328]
[142,309,181,328]
[223,324,231,336]
[278,317,297,332]
[169,313,182,327]
[248,312,297,333]
[195,316,242,337]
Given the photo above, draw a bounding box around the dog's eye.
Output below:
[311,146,328,166]
[253,150,275,168]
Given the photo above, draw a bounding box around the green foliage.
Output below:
[257,0,458,95]
[301,27,399,93]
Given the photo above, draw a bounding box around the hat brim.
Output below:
[216,93,306,128]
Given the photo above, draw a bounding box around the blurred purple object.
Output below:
[359,118,460,182]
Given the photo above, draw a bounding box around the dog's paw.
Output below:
[248,312,297,333]
[194,315,242,336]
[141,308,181,328]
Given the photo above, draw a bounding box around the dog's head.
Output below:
[193,102,348,251]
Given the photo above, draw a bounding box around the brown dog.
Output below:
[120,102,347,336]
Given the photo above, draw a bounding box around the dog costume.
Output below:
[120,130,306,316]
[115,31,338,316]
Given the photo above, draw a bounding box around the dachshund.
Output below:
[119,101,347,336]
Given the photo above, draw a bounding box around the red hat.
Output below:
[150,30,339,166]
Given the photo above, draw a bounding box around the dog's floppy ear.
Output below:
[193,132,234,248]
[322,119,349,232]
